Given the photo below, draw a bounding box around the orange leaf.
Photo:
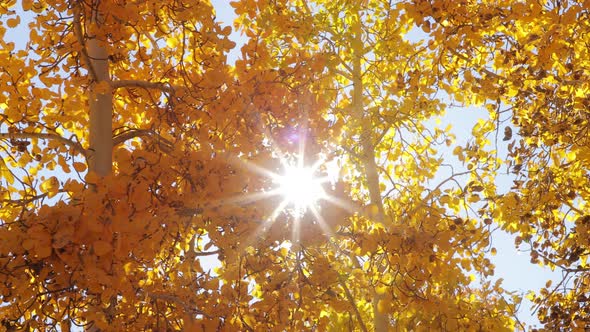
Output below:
[36,245,52,258]
[94,240,112,256]
[6,17,20,28]
[73,162,87,172]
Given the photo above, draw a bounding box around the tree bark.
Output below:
[83,8,113,332]
[350,15,388,332]
[87,33,112,176]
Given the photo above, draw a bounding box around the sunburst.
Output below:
[272,156,328,218]
[222,128,352,246]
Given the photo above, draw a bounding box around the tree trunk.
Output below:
[84,10,113,332]
[350,16,388,332]
[87,32,113,176]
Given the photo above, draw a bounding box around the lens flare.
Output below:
[276,164,326,216]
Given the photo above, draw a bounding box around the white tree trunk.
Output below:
[351,18,388,332]
[84,13,113,332]
[87,36,112,176]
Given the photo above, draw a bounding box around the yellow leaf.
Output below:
[526,291,536,301]
[40,176,60,198]
[221,26,232,36]
[166,37,178,48]
[566,150,577,161]
[468,194,480,203]
[53,225,74,249]
[364,203,380,218]
[0,158,14,185]
[123,262,133,274]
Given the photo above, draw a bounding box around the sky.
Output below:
[1,0,562,329]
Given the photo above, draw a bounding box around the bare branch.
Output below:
[1,192,49,206]
[193,249,221,257]
[147,292,209,318]
[113,129,173,152]
[0,132,87,157]
[339,275,369,332]
[111,80,180,94]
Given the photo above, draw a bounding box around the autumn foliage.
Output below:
[0,0,588,331]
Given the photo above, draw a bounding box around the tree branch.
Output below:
[147,292,209,318]
[0,132,87,157]
[339,275,369,332]
[72,3,98,81]
[110,80,180,94]
[448,48,505,81]
[193,249,220,257]
[113,129,173,152]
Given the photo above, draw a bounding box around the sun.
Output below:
[275,163,326,217]
[218,125,353,247]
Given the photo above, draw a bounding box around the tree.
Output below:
[405,0,590,329]
[1,1,248,330]
[231,0,515,330]
[1,0,577,330]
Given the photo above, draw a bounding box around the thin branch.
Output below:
[110,80,180,94]
[72,3,98,81]
[113,129,173,152]
[535,249,590,273]
[530,270,571,316]
[0,132,87,157]
[339,276,369,332]
[147,292,209,318]
[176,207,204,217]
[499,293,526,332]
[1,192,49,205]
[193,250,221,257]
[332,67,353,80]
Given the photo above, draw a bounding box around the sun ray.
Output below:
[291,213,302,245]
[309,205,335,239]
[198,188,282,212]
[275,163,327,217]
[267,198,291,224]
[227,154,279,180]
[320,194,356,214]
[212,112,353,251]
[233,197,292,254]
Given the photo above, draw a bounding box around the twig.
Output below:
[0,132,87,157]
[530,270,570,316]
[339,275,369,332]
[193,250,221,257]
[111,80,180,94]
[112,129,173,152]
[147,292,209,318]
